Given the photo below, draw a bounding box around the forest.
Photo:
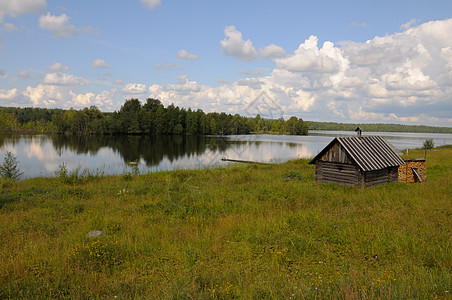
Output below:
[0,98,308,136]
[306,121,452,133]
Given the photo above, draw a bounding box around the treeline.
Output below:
[0,98,308,136]
[306,121,452,133]
[0,107,58,133]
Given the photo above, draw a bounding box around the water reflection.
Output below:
[0,132,451,179]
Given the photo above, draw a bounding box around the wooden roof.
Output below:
[309,136,405,172]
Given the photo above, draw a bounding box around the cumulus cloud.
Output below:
[140,0,161,10]
[41,72,88,86]
[69,89,115,108]
[23,84,64,106]
[46,62,69,71]
[122,83,147,95]
[154,63,181,70]
[220,25,258,61]
[275,35,349,73]
[91,58,109,68]
[177,49,198,60]
[38,12,76,38]
[260,44,287,59]
[0,0,46,20]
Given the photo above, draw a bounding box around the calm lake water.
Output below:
[1,131,451,179]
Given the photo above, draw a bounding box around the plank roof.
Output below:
[309,136,405,172]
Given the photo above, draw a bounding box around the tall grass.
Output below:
[0,147,450,299]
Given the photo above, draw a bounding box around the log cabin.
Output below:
[309,128,405,187]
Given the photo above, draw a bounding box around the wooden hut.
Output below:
[309,128,405,187]
[398,158,426,183]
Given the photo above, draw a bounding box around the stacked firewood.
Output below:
[398,159,426,183]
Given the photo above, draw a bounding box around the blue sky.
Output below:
[1,0,452,126]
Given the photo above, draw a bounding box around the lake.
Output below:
[1,131,451,179]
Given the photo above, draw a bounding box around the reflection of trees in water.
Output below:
[48,135,236,166]
[1,134,301,167]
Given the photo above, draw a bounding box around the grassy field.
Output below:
[0,147,451,299]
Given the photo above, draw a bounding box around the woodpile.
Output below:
[398,159,426,183]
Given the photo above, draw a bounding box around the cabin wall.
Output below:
[315,161,360,186]
[363,167,399,187]
[398,159,426,183]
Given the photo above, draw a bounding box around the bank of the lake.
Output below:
[1,146,451,298]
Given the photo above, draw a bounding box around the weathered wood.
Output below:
[311,135,404,187]
[221,157,269,165]
[411,167,426,182]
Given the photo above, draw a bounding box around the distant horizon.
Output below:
[1,1,451,127]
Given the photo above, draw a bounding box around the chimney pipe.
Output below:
[355,127,362,138]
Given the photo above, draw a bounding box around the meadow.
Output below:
[0,147,451,299]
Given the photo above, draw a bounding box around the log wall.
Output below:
[398,159,426,183]
[363,166,399,187]
[315,161,360,186]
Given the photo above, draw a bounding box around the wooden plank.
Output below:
[412,167,426,182]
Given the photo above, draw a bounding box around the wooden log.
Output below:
[221,157,269,165]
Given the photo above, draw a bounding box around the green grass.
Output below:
[0,148,451,299]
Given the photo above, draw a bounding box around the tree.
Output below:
[423,138,434,150]
[0,151,24,180]
[119,99,142,134]
[423,138,434,158]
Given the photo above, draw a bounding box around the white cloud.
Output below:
[0,0,46,20]
[91,58,109,68]
[68,89,115,108]
[41,72,88,86]
[38,12,76,38]
[275,35,349,73]
[140,0,161,10]
[260,44,287,59]
[46,62,69,71]
[122,83,147,95]
[220,25,258,61]
[177,49,198,60]
[23,84,64,106]
[154,63,181,70]
[18,70,31,79]
[0,88,18,100]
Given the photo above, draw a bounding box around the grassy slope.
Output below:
[0,148,451,299]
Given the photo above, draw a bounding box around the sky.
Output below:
[0,0,452,126]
